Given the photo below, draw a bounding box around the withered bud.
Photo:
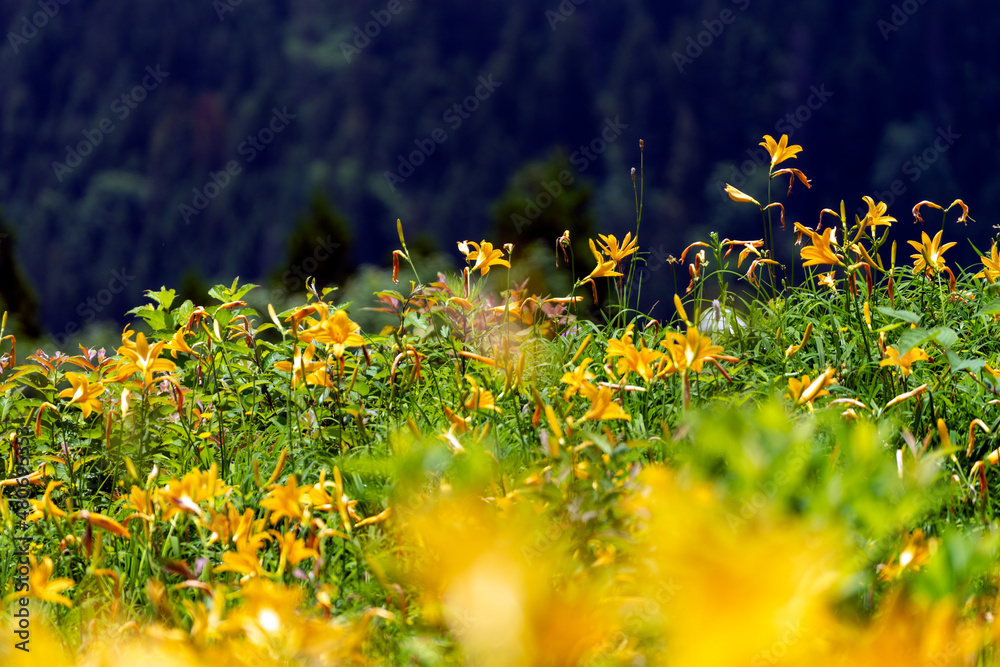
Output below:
[639,139,644,150]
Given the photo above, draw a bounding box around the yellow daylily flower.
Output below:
[270,530,319,575]
[458,240,511,276]
[164,327,196,358]
[560,357,595,402]
[816,271,838,292]
[25,480,67,522]
[580,382,631,422]
[584,238,624,280]
[661,328,726,374]
[214,533,267,581]
[261,475,304,524]
[759,134,803,167]
[463,375,501,413]
[115,331,177,387]
[974,242,1000,284]
[879,345,930,377]
[275,343,328,388]
[794,223,843,267]
[785,369,836,410]
[597,232,638,264]
[724,184,761,207]
[57,371,105,418]
[156,464,231,520]
[6,555,75,607]
[859,196,896,234]
[908,230,956,277]
[300,309,364,360]
[878,529,937,581]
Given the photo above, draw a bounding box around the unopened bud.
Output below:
[639,139,644,150]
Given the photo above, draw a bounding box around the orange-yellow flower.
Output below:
[25,480,67,522]
[724,184,761,207]
[785,369,836,410]
[661,328,726,374]
[974,242,1000,284]
[579,382,631,422]
[458,240,511,276]
[5,555,75,607]
[463,375,501,413]
[214,533,267,581]
[560,357,595,401]
[859,196,896,234]
[57,371,105,418]
[301,308,364,359]
[605,336,663,383]
[261,475,304,524]
[816,271,838,292]
[115,331,177,387]
[584,238,624,280]
[270,530,319,576]
[908,230,956,277]
[759,134,803,167]
[879,345,930,377]
[597,232,638,264]
[164,327,196,358]
[795,223,844,267]
[275,343,328,388]
[156,464,231,520]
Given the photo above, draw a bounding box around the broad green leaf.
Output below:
[975,298,1000,317]
[875,306,922,324]
[929,327,958,349]
[947,350,986,374]
[896,328,929,356]
[144,287,176,311]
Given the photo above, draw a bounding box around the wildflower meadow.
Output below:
[6,134,1000,665]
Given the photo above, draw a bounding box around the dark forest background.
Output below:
[1,0,998,345]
